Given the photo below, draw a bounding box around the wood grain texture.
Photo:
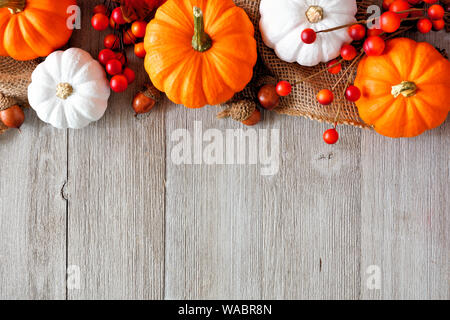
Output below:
[258,119,362,300]
[164,107,362,299]
[360,120,449,300]
[164,105,266,299]
[0,115,67,300]
[65,0,165,299]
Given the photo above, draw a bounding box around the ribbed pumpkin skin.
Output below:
[0,0,77,61]
[144,0,257,108]
[355,38,450,138]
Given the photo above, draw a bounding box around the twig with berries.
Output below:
[91,1,166,93]
[259,0,448,144]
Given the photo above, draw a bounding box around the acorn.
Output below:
[217,100,261,126]
[257,84,280,110]
[241,109,261,126]
[132,83,161,115]
[0,93,24,132]
[0,105,25,130]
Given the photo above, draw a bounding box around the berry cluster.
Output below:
[301,1,447,57]
[382,0,446,34]
[271,0,448,144]
[91,1,166,93]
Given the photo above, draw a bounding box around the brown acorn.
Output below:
[0,105,25,129]
[0,93,24,132]
[241,109,261,126]
[132,83,161,115]
[217,100,261,126]
[258,84,280,110]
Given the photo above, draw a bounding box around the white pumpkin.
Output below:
[260,0,358,67]
[28,48,110,129]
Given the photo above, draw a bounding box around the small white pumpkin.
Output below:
[28,48,111,129]
[260,0,358,67]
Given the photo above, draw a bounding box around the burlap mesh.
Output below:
[233,0,376,128]
[0,56,39,133]
[0,56,39,108]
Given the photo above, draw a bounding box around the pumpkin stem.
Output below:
[192,7,212,52]
[0,0,26,13]
[391,81,417,98]
[56,83,73,100]
[306,6,324,24]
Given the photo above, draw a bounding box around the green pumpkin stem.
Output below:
[0,0,26,13]
[391,81,417,98]
[192,7,212,52]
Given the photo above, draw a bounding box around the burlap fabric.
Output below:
[0,56,39,133]
[233,0,377,128]
[0,56,39,108]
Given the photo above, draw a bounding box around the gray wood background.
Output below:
[0,0,448,300]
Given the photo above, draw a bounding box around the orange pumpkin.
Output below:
[0,0,77,61]
[355,38,450,138]
[144,0,257,108]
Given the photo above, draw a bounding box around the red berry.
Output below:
[389,0,411,19]
[317,89,334,105]
[383,0,395,10]
[345,85,361,102]
[341,44,357,60]
[111,7,126,25]
[123,29,136,45]
[134,42,146,58]
[432,19,445,31]
[116,52,127,65]
[131,21,148,38]
[110,75,128,93]
[417,18,433,33]
[323,128,339,145]
[104,34,119,50]
[363,36,385,56]
[91,13,109,31]
[367,27,383,37]
[110,16,118,30]
[93,4,107,15]
[348,24,366,41]
[106,59,123,76]
[275,81,292,97]
[301,28,316,44]
[428,5,445,20]
[123,68,136,84]
[327,59,342,74]
[98,49,116,65]
[380,11,401,33]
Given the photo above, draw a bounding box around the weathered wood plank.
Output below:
[164,106,265,299]
[259,118,362,300]
[360,31,450,300]
[164,105,362,299]
[0,116,67,299]
[360,120,449,299]
[66,0,165,299]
